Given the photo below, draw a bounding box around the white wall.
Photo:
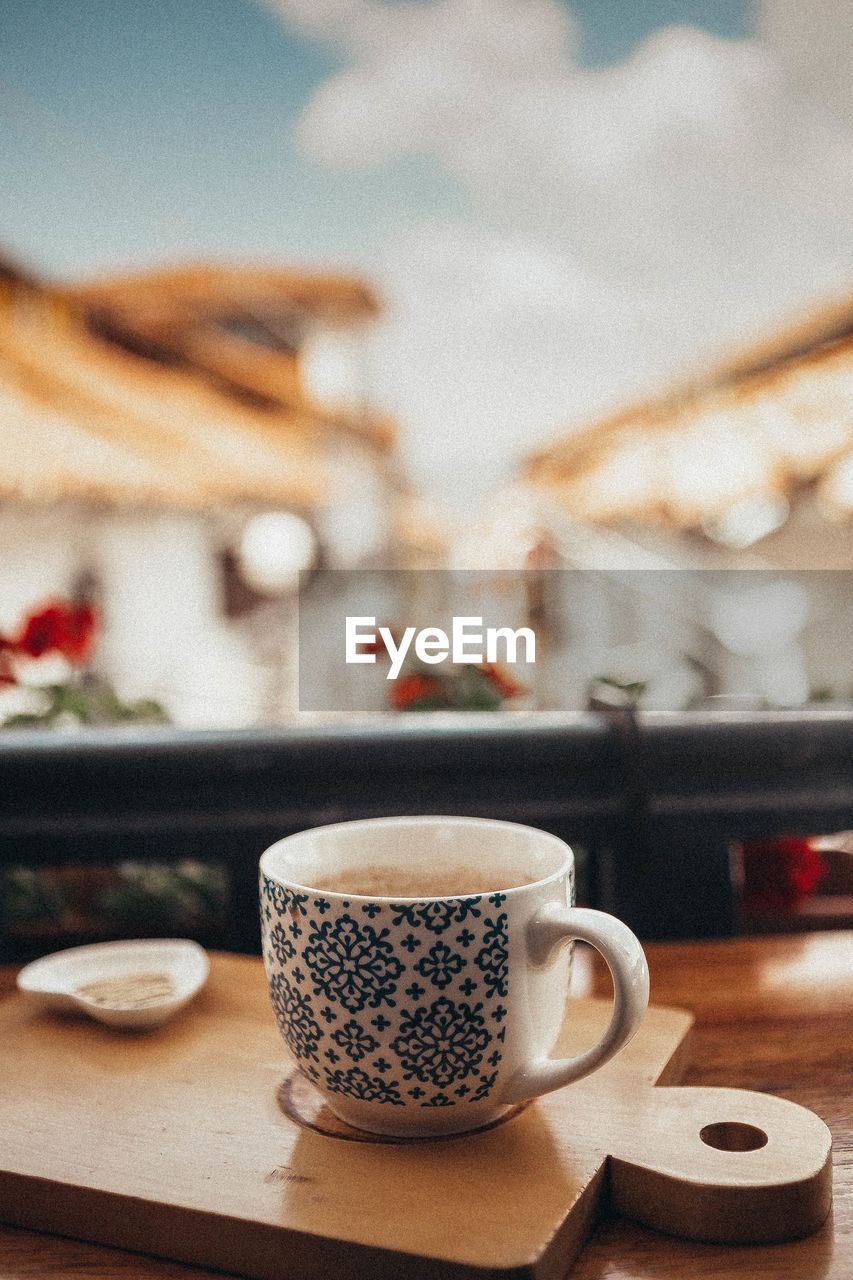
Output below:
[94,510,266,728]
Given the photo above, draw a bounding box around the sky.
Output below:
[3,0,853,514]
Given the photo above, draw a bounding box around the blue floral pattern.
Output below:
[391,897,482,934]
[413,940,467,990]
[304,914,405,1012]
[474,914,509,997]
[260,872,529,1112]
[390,996,491,1086]
[262,874,288,918]
[324,1065,404,1105]
[269,921,296,964]
[268,972,323,1064]
[330,1019,381,1061]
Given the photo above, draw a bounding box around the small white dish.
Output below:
[16,938,210,1029]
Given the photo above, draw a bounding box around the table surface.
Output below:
[1,930,850,1280]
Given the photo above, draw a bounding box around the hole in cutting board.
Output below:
[277,1071,527,1144]
[699,1121,768,1152]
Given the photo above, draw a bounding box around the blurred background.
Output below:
[3,0,853,728]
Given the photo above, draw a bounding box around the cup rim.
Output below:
[259,814,572,902]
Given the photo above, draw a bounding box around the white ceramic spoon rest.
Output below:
[17,938,209,1029]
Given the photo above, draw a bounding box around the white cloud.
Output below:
[367,222,680,510]
[263,0,853,513]
[759,0,853,125]
[281,0,576,167]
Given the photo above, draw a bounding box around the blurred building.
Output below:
[453,295,853,712]
[0,253,408,725]
[524,293,853,567]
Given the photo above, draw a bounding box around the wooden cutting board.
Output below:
[0,951,832,1280]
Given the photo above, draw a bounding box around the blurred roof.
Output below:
[67,260,392,448]
[526,293,853,530]
[68,260,380,334]
[0,256,391,509]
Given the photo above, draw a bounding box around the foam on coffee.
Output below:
[307,863,535,899]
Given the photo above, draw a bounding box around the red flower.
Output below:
[739,836,827,914]
[358,634,388,658]
[16,605,66,658]
[60,602,98,665]
[355,626,402,659]
[479,662,526,700]
[15,600,98,666]
[0,645,17,687]
[390,673,444,710]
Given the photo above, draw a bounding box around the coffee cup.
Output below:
[260,816,648,1138]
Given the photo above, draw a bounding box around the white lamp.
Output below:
[237,512,318,596]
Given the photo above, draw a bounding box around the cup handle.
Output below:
[501,905,650,1105]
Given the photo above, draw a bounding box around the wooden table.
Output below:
[0,931,850,1280]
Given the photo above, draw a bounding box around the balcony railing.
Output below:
[2,707,853,961]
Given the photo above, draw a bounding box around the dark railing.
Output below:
[2,708,853,960]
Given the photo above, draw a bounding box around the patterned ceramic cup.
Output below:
[259,816,648,1138]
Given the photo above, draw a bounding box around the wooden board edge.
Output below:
[533,1160,610,1280]
[651,1007,695,1086]
[0,1169,556,1280]
[607,1147,834,1246]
